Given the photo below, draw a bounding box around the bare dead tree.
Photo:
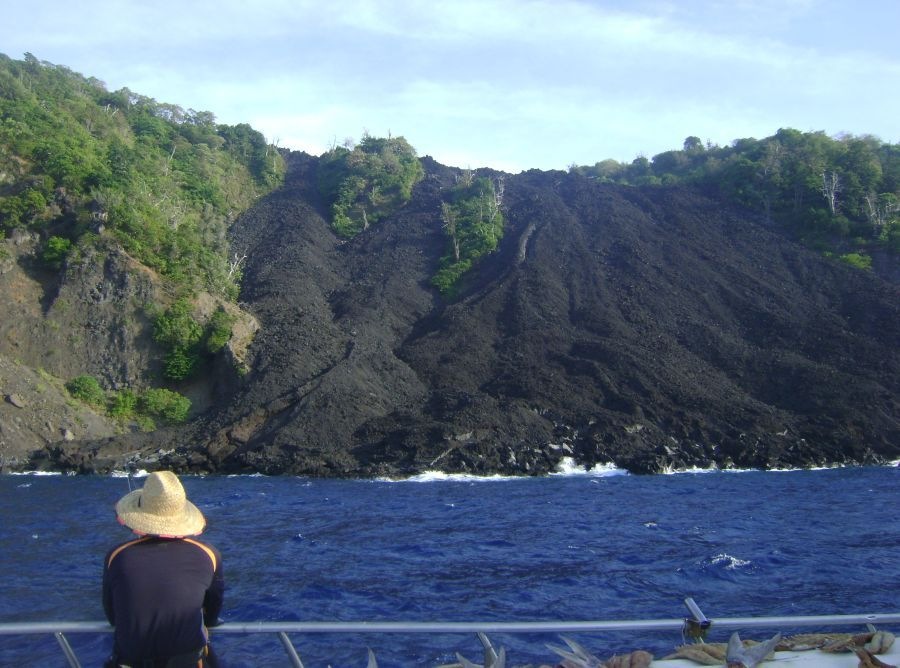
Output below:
[228,251,247,278]
[865,192,899,234]
[821,171,841,215]
[269,136,281,169]
[441,202,460,262]
[457,169,474,187]
[163,145,176,176]
[360,207,369,231]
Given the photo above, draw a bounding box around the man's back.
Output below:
[103,534,224,663]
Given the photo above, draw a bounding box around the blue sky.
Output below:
[2,0,898,173]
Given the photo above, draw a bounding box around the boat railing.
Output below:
[2,599,899,668]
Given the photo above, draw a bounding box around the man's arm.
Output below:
[101,555,115,625]
[203,549,224,627]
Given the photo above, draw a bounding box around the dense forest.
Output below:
[0,52,285,298]
[571,131,900,267]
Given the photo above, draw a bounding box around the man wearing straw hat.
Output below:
[103,471,224,668]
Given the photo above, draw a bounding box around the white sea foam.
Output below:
[550,457,628,477]
[378,470,520,483]
[770,462,848,472]
[110,469,149,478]
[658,463,722,475]
[373,461,892,481]
[375,459,631,482]
[710,552,751,570]
[7,470,63,476]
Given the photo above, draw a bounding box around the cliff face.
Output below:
[0,230,160,386]
[33,154,900,475]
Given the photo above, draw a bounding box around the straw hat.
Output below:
[115,471,206,537]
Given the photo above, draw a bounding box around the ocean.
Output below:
[1,463,898,667]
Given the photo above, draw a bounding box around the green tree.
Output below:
[153,298,203,349]
[318,134,424,237]
[683,136,705,153]
[41,236,72,268]
[153,298,203,380]
[838,252,872,270]
[107,389,138,418]
[162,346,199,381]
[139,388,191,423]
[204,306,234,353]
[432,174,505,296]
[66,374,105,405]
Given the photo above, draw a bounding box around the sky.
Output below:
[2,0,899,173]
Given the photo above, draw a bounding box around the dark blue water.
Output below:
[1,466,899,667]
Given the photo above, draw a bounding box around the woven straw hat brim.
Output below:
[115,488,206,537]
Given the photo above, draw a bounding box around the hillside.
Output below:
[34,152,900,476]
[3,54,898,476]
[0,54,283,468]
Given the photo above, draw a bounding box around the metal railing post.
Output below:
[277,631,304,668]
[54,632,81,668]
[477,631,499,665]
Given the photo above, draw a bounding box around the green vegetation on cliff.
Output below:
[152,298,236,381]
[0,52,285,298]
[316,136,503,295]
[317,133,423,237]
[432,172,505,295]
[66,374,191,429]
[571,130,900,261]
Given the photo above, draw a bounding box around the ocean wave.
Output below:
[769,463,849,472]
[709,552,752,569]
[110,469,149,478]
[375,458,630,482]
[659,464,721,475]
[550,457,628,477]
[378,470,521,483]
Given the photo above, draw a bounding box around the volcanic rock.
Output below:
[35,154,900,476]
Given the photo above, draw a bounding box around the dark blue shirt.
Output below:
[103,536,224,663]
